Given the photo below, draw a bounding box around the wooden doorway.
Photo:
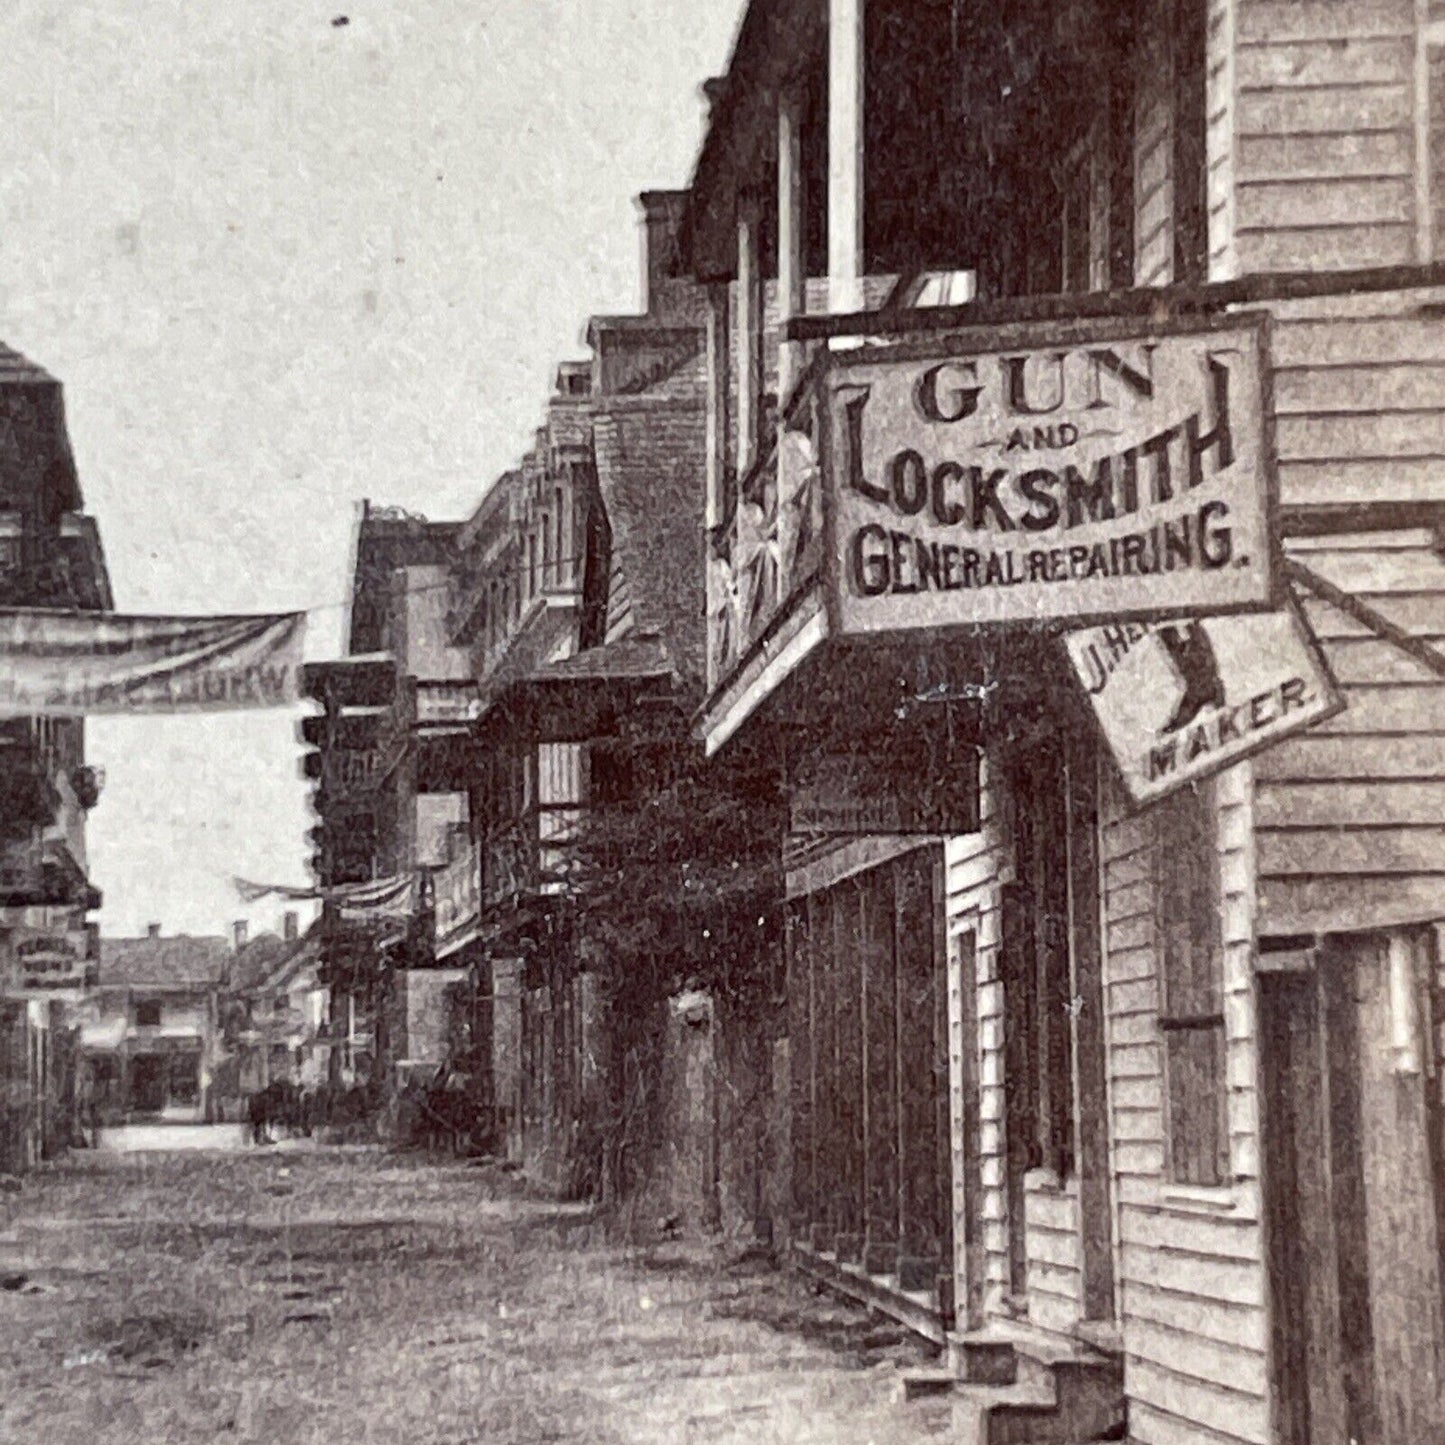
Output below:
[131,1054,166,1114]
[999,725,1114,1325]
[1259,959,1374,1445]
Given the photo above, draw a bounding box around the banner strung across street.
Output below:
[829,314,1275,632]
[0,609,305,715]
[1064,604,1343,804]
[233,873,413,916]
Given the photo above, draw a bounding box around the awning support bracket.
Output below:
[1286,557,1445,683]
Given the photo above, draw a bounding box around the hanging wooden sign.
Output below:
[828,313,1275,633]
[1064,604,1343,804]
[788,746,979,836]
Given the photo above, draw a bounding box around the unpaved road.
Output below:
[0,1147,960,1444]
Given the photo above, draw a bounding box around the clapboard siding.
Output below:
[1258,541,1445,931]
[1234,0,1417,274]
[1271,302,1445,508]
[1238,0,1414,44]
[945,759,1007,1314]
[1101,762,1269,1445]
[1024,1181,1083,1331]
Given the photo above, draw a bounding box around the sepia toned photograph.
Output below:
[0,1,1440,1441]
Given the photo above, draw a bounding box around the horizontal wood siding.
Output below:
[1102,763,1270,1445]
[1258,536,1445,933]
[1270,287,1445,510]
[945,759,1008,1316]
[1024,1177,1082,1332]
[1234,0,1418,275]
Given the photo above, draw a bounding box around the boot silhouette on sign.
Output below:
[1157,623,1226,735]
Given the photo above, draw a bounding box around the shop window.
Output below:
[134,999,162,1027]
[1154,782,1229,1186]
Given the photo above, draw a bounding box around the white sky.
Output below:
[1,0,740,939]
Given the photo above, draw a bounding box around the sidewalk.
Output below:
[0,1148,963,1444]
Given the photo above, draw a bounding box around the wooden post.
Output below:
[834,878,865,1262]
[735,198,763,477]
[777,84,806,404]
[828,0,865,315]
[704,284,731,533]
[810,888,837,1252]
[787,900,815,1242]
[955,926,987,1331]
[897,849,940,1289]
[931,849,956,1324]
[862,865,899,1272]
[1070,741,1115,1322]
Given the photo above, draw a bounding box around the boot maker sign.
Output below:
[829,315,1276,632]
[1065,607,1342,804]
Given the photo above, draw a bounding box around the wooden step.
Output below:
[946,1329,1019,1385]
[945,1332,1125,1444]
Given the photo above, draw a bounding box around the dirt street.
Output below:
[0,1146,960,1444]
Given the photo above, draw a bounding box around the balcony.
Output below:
[704,363,829,741]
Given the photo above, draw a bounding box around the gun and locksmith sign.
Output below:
[827,315,1276,634]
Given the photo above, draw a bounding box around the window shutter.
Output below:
[1155,784,1229,1186]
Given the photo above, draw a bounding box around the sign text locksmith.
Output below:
[829,317,1274,631]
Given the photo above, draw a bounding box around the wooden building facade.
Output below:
[685,0,1445,1441]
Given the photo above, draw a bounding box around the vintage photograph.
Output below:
[0,1,1440,1441]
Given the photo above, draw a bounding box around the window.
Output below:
[134,999,162,1027]
[1155,782,1229,1185]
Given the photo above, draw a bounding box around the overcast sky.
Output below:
[1,0,739,940]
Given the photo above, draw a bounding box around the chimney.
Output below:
[233,920,248,951]
[283,911,299,944]
[702,77,727,114]
[146,922,161,939]
[637,190,689,316]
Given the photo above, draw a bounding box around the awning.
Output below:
[476,636,679,745]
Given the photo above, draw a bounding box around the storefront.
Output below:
[697,276,1445,1442]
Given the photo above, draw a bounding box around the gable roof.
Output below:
[230,929,317,995]
[98,933,232,989]
[0,343,57,384]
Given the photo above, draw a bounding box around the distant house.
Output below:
[223,912,327,1102]
[78,924,233,1124]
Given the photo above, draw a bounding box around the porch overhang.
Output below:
[475,637,679,747]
